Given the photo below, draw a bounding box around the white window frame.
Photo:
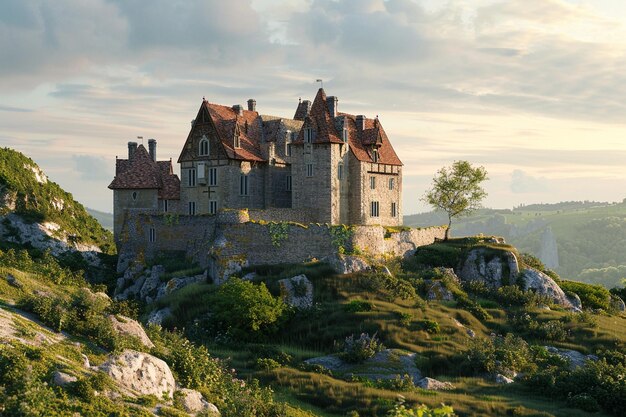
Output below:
[371,201,380,217]
[188,168,196,187]
[149,227,156,243]
[188,201,196,215]
[209,167,218,186]
[209,200,218,215]
[240,174,249,196]
[306,163,313,177]
[199,137,209,156]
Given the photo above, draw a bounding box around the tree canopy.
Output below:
[423,160,488,239]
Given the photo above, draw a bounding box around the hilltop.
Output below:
[405,201,626,288]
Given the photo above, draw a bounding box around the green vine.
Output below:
[164,213,180,226]
[329,225,355,254]
[268,222,290,247]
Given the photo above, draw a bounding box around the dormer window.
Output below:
[342,127,348,143]
[372,148,379,163]
[286,130,293,156]
[304,127,314,143]
[234,135,241,148]
[199,137,209,156]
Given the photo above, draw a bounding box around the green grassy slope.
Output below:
[404,201,626,287]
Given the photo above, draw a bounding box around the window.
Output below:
[338,163,344,180]
[342,127,348,142]
[286,175,292,191]
[391,202,397,217]
[188,201,196,215]
[199,137,209,156]
[234,135,241,148]
[132,191,137,201]
[304,128,314,143]
[149,227,156,243]
[240,174,249,195]
[209,167,218,186]
[306,163,313,177]
[389,178,394,190]
[197,163,205,183]
[286,131,293,156]
[209,200,218,214]
[163,200,168,212]
[188,168,196,187]
[371,201,380,217]
[370,176,376,189]
[372,148,379,162]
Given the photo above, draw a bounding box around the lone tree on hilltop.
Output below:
[423,160,488,240]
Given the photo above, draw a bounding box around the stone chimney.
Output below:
[191,119,195,127]
[327,96,338,118]
[128,141,138,159]
[232,104,243,116]
[148,139,157,162]
[247,99,256,112]
[356,115,365,131]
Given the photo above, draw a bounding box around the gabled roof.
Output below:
[109,145,180,199]
[293,88,402,166]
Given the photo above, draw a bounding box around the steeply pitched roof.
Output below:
[293,100,311,121]
[206,101,265,162]
[108,145,180,199]
[294,89,344,144]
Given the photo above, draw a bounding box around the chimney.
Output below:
[232,104,243,116]
[148,139,157,162]
[191,119,195,127]
[327,96,338,118]
[247,99,256,112]
[128,141,138,159]
[356,115,365,131]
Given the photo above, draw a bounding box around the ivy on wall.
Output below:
[329,224,355,254]
[268,222,290,247]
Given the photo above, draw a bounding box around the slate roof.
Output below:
[108,145,180,199]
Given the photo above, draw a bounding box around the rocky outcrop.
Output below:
[324,253,370,275]
[52,371,77,387]
[611,295,625,312]
[545,346,598,370]
[5,273,22,289]
[426,281,454,301]
[566,293,583,312]
[115,265,206,303]
[279,274,313,309]
[457,248,519,288]
[108,315,154,348]
[147,308,173,326]
[495,374,514,384]
[178,388,220,415]
[416,377,455,391]
[100,349,176,398]
[518,269,574,309]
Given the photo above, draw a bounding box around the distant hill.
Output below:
[405,201,626,288]
[87,208,114,231]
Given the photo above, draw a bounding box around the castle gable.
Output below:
[342,115,402,166]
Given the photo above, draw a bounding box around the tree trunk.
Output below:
[445,216,452,240]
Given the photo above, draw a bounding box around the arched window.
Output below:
[199,137,209,156]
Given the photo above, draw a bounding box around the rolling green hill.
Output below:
[404,201,626,288]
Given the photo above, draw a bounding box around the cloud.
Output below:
[510,170,550,193]
[72,155,111,181]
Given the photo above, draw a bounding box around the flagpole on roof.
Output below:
[316,79,323,89]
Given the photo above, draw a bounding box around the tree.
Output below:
[423,161,488,240]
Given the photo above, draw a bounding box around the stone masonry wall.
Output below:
[248,208,317,224]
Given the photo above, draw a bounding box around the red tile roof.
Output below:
[108,145,180,199]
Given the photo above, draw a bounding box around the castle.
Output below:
[108,89,445,279]
[109,88,403,245]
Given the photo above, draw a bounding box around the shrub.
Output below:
[456,295,491,320]
[344,299,374,312]
[341,333,384,364]
[414,319,440,334]
[386,399,457,417]
[558,280,611,310]
[256,358,282,371]
[464,334,534,376]
[566,394,601,412]
[358,272,417,301]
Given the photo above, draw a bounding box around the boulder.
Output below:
[147,308,173,326]
[140,265,165,301]
[416,377,455,391]
[5,273,22,289]
[100,349,176,398]
[324,253,370,275]
[178,388,220,415]
[566,292,583,312]
[426,281,454,301]
[495,374,514,384]
[611,295,625,312]
[81,354,91,369]
[52,371,77,386]
[519,269,573,308]
[242,272,257,281]
[108,315,154,348]
[279,274,313,309]
[155,273,206,301]
[545,346,598,370]
[457,248,519,288]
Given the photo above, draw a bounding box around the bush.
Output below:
[344,299,374,312]
[386,399,456,417]
[414,319,440,334]
[558,280,611,310]
[341,333,384,364]
[464,334,534,376]
[358,272,417,301]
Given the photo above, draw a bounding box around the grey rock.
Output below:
[108,315,154,348]
[279,274,313,309]
[545,346,598,370]
[100,349,176,397]
[155,273,205,301]
[611,295,625,312]
[519,268,573,309]
[566,293,583,312]
[5,274,22,288]
[466,328,476,338]
[426,280,454,301]
[324,253,370,275]
[495,374,514,384]
[178,388,220,415]
[52,371,77,386]
[242,272,258,281]
[81,354,91,369]
[147,308,172,326]
[458,248,519,288]
[416,377,455,391]
[140,265,165,300]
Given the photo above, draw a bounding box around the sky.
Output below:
[2,0,626,214]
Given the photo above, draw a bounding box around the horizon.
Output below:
[3,0,626,213]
